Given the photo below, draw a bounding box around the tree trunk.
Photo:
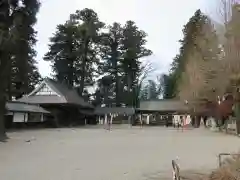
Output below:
[0,86,6,140]
[103,86,109,106]
[235,102,240,135]
[0,1,11,140]
[0,56,11,139]
[79,38,90,96]
[79,62,86,96]
[6,72,12,101]
[0,54,10,140]
[115,76,120,106]
[114,68,120,106]
[127,76,132,106]
[112,45,120,107]
[68,58,74,87]
[135,86,140,108]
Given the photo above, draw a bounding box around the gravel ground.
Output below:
[1,125,240,180]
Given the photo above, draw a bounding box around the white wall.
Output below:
[13,113,26,123]
[13,113,45,123]
[185,115,191,125]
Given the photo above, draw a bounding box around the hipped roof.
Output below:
[6,101,50,114]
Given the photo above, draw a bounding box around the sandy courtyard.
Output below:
[1,126,240,180]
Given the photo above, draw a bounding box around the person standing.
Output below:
[106,114,112,131]
[165,116,169,127]
[178,116,183,130]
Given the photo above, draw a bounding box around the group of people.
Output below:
[172,115,184,129]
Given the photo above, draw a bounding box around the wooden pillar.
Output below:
[41,113,44,122]
[104,114,107,124]
[24,113,26,123]
[98,116,101,124]
[146,115,149,124]
[110,114,113,124]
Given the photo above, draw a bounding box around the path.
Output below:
[1,126,240,180]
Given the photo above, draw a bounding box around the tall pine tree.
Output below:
[10,0,41,99]
[100,22,123,106]
[0,1,12,139]
[0,0,41,138]
[71,8,104,95]
[45,8,104,96]
[44,21,80,86]
[121,20,152,106]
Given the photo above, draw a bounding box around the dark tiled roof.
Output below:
[18,95,66,104]
[139,100,189,112]
[17,78,93,108]
[94,107,135,115]
[46,79,93,108]
[79,109,95,116]
[6,102,50,114]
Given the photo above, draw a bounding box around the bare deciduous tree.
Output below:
[178,16,222,111]
[215,1,240,92]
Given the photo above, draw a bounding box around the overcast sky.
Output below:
[36,0,215,78]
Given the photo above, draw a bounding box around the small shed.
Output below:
[6,101,50,123]
[16,78,94,126]
[137,100,189,125]
[138,100,189,114]
[94,107,135,124]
